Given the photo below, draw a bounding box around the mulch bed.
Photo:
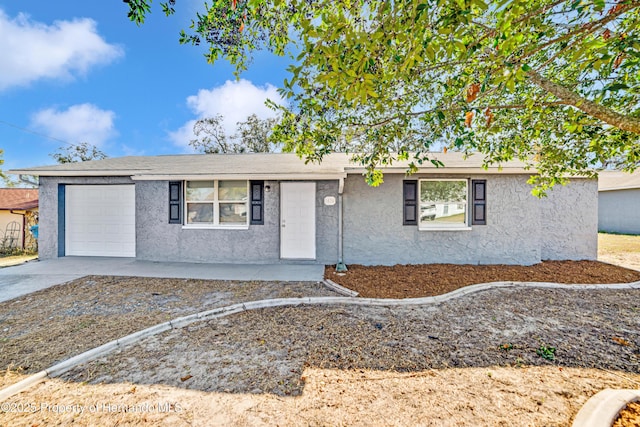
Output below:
[326,260,640,299]
[615,402,640,427]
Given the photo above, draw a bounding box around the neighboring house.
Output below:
[598,170,640,235]
[0,188,39,251]
[9,152,597,266]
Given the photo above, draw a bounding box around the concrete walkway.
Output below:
[0,257,325,303]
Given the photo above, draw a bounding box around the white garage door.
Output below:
[65,185,136,257]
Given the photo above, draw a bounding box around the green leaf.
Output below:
[604,83,629,92]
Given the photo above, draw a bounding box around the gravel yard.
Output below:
[62,286,640,394]
[0,277,337,374]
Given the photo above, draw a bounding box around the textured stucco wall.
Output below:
[39,173,596,265]
[136,180,339,264]
[343,174,597,266]
[40,177,339,264]
[598,188,640,235]
[315,181,340,264]
[38,176,135,259]
[540,178,598,260]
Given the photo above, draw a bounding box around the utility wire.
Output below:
[0,119,76,147]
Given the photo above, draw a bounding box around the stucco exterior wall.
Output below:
[343,174,597,266]
[136,179,338,264]
[39,174,596,265]
[39,177,339,264]
[598,188,640,235]
[540,179,598,260]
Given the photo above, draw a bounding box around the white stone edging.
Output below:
[572,388,640,427]
[322,279,359,297]
[1,280,638,403]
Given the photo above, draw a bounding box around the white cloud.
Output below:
[0,10,123,91]
[169,79,286,150]
[31,103,116,146]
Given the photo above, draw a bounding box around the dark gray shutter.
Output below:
[472,179,487,225]
[403,180,418,225]
[169,181,182,224]
[250,181,264,225]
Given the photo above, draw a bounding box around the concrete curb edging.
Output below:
[572,389,640,427]
[322,279,359,297]
[1,280,639,403]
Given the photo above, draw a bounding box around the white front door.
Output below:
[280,182,316,259]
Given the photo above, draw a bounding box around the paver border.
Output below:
[1,280,639,404]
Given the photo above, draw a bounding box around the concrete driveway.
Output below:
[0,257,325,303]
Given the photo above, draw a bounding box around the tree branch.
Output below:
[526,69,640,133]
[520,1,640,61]
[349,101,566,128]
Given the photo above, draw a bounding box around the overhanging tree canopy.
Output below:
[126,0,640,194]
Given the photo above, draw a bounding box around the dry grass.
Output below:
[599,232,640,271]
[0,254,37,268]
[599,232,640,254]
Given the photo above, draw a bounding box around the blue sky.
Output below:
[0,1,290,172]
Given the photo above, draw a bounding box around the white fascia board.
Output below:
[599,186,640,192]
[130,173,348,181]
[7,169,148,177]
[344,167,536,174]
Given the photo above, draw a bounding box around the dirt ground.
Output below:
[0,234,639,426]
[2,366,639,427]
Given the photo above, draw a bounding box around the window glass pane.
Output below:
[420,180,467,226]
[186,181,215,201]
[186,203,214,224]
[219,203,247,224]
[219,181,247,201]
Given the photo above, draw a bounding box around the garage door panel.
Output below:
[65,185,136,257]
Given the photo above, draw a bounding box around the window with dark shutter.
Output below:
[168,181,182,224]
[403,180,418,225]
[250,181,264,225]
[472,179,487,225]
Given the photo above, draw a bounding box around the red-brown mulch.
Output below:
[325,260,640,299]
[614,402,640,427]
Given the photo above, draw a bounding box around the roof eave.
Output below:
[7,169,149,177]
[345,167,537,174]
[131,173,348,181]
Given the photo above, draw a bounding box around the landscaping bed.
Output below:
[326,260,640,299]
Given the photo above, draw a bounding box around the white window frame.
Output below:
[183,180,249,229]
[418,178,471,231]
